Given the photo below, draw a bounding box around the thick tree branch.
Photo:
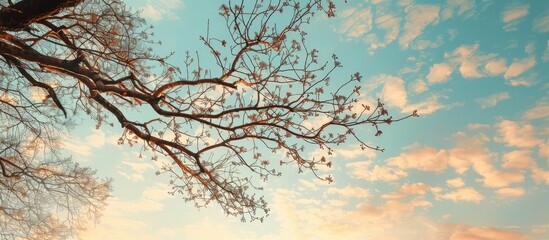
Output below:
[0,0,83,31]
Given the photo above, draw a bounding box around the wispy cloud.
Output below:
[339,6,373,38]
[504,57,536,79]
[485,58,507,76]
[441,0,477,20]
[476,92,510,109]
[427,63,453,83]
[435,187,484,203]
[524,98,549,120]
[495,119,542,148]
[501,4,529,31]
[399,4,440,49]
[533,10,549,32]
[140,0,183,21]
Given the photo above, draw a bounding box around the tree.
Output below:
[0,0,416,237]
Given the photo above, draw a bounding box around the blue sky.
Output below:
[74,0,549,239]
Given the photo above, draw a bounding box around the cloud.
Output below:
[382,182,432,200]
[485,58,508,76]
[459,60,482,78]
[387,147,449,172]
[399,4,440,49]
[507,73,539,87]
[118,152,154,182]
[366,13,401,51]
[504,57,536,79]
[475,92,510,109]
[442,224,530,240]
[381,75,408,108]
[477,168,525,188]
[427,63,453,83]
[335,144,378,160]
[347,161,408,182]
[496,187,525,198]
[533,11,549,32]
[532,168,549,185]
[270,188,436,240]
[412,79,428,94]
[495,120,542,148]
[540,140,549,161]
[326,186,371,199]
[446,177,465,188]
[436,187,484,203]
[367,74,447,115]
[501,4,529,31]
[524,98,549,120]
[411,35,444,50]
[81,189,169,240]
[181,218,243,240]
[140,0,183,21]
[142,183,173,201]
[502,150,535,169]
[62,129,109,162]
[446,44,502,79]
[339,6,373,38]
[441,0,477,21]
[403,95,447,115]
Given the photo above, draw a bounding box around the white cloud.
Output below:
[62,129,110,162]
[399,4,440,49]
[142,183,173,201]
[367,13,400,51]
[496,187,525,198]
[140,0,183,21]
[387,147,449,172]
[447,44,501,79]
[85,129,106,148]
[524,98,549,120]
[347,161,408,182]
[502,4,529,31]
[403,95,447,115]
[533,11,549,32]
[459,60,482,78]
[502,150,535,169]
[270,188,436,240]
[485,58,507,76]
[382,182,432,199]
[504,57,536,79]
[411,35,444,50]
[181,218,242,240]
[326,186,371,199]
[533,168,549,185]
[381,75,407,108]
[446,177,465,188]
[495,120,542,148]
[412,79,428,94]
[441,224,530,240]
[441,0,477,21]
[427,63,453,83]
[368,74,447,116]
[118,152,154,182]
[81,188,169,240]
[339,7,373,38]
[475,92,510,109]
[525,42,536,55]
[335,144,378,160]
[436,187,484,203]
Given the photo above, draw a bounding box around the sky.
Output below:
[75,0,549,239]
